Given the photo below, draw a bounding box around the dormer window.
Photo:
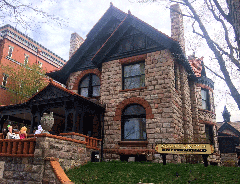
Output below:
[122,62,145,90]
[79,74,100,97]
[8,46,14,58]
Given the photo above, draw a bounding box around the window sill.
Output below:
[118,141,148,147]
[119,86,147,92]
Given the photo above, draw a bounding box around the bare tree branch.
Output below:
[205,0,240,70]
[183,0,240,110]
[204,64,225,80]
[212,0,233,25]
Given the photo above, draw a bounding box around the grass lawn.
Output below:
[66,160,240,184]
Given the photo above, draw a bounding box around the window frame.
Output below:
[121,104,147,141]
[201,88,211,111]
[78,73,100,98]
[8,46,14,58]
[122,61,145,90]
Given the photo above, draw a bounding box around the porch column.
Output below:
[30,113,35,134]
[72,102,78,132]
[64,110,69,133]
[36,112,41,127]
[78,111,84,134]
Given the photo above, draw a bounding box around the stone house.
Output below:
[48,3,220,163]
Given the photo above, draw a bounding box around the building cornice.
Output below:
[3,35,61,68]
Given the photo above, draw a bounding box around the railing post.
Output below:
[17,141,23,155]
[12,141,18,154]
[29,139,35,154]
[2,141,7,153]
[7,140,13,154]
[0,140,2,153]
[23,141,30,154]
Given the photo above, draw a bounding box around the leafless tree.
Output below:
[0,0,67,31]
[136,0,240,110]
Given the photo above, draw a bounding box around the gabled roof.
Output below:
[47,4,195,85]
[218,122,240,137]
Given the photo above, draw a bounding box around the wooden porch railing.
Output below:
[59,132,101,150]
[85,136,101,150]
[0,138,36,157]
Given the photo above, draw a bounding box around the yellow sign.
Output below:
[155,144,214,154]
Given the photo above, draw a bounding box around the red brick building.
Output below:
[0,24,66,105]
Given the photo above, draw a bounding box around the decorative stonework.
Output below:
[119,54,147,65]
[113,97,154,121]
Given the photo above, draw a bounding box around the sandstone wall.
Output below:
[34,135,91,171]
[100,50,182,162]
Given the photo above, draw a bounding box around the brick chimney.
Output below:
[170,4,185,53]
[69,32,84,59]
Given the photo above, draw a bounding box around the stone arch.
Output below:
[114,97,154,121]
[72,69,101,91]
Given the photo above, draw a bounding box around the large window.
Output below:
[79,74,100,97]
[201,88,210,110]
[122,62,145,90]
[121,104,146,141]
[205,124,214,144]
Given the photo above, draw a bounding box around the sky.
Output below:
[0,0,239,122]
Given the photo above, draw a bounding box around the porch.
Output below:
[0,80,105,139]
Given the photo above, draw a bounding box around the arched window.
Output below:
[79,74,100,97]
[121,104,146,141]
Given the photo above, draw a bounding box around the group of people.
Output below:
[5,125,27,139]
[3,124,45,139]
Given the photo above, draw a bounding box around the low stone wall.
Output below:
[0,157,73,184]
[0,133,101,183]
[34,134,93,171]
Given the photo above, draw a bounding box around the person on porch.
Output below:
[19,126,27,139]
[6,125,13,139]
